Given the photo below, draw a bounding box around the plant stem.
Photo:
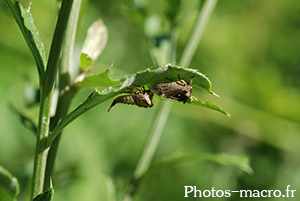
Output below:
[44,0,83,191]
[131,26,179,182]
[122,102,172,201]
[122,23,179,201]
[133,101,172,180]
[179,0,218,67]
[44,89,76,190]
[31,0,74,199]
[60,0,84,80]
[123,0,218,200]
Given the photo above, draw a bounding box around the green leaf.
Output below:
[79,53,94,71]
[188,96,234,119]
[32,186,54,201]
[0,166,20,201]
[73,68,123,88]
[74,64,212,90]
[4,0,47,81]
[48,64,226,146]
[147,153,253,176]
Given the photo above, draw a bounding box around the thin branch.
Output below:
[179,0,218,67]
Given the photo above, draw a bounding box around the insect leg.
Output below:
[189,76,195,85]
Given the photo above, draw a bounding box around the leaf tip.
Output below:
[227,113,235,120]
[248,168,254,175]
[50,177,53,188]
[210,90,219,97]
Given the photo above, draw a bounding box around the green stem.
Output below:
[44,89,76,190]
[122,102,172,201]
[31,0,74,199]
[179,0,218,67]
[133,101,172,179]
[131,26,179,181]
[61,0,83,79]
[123,0,218,200]
[44,0,83,191]
[122,22,179,201]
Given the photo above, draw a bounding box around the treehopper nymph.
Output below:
[148,76,193,104]
[107,86,154,112]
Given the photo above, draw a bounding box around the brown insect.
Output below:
[107,86,154,112]
[148,76,193,104]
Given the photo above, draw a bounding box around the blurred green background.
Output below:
[1,0,300,200]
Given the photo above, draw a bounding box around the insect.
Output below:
[148,76,194,104]
[107,86,154,112]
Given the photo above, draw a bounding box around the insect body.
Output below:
[107,86,154,112]
[149,76,193,104]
